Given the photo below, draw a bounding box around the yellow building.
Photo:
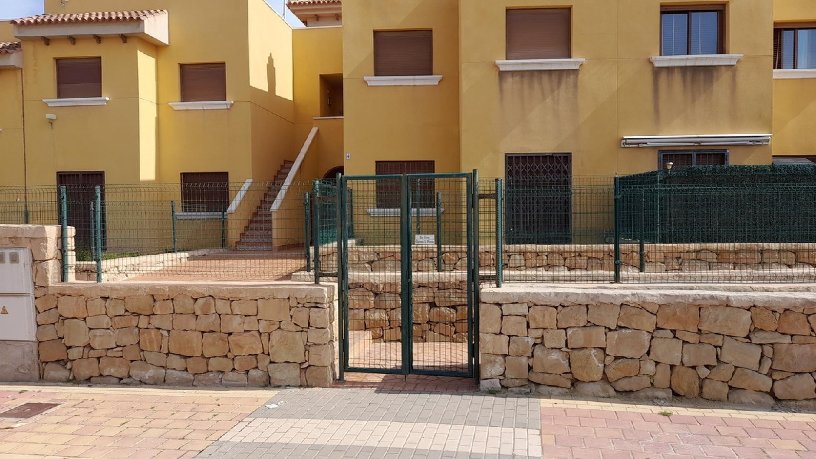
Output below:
[1,0,816,249]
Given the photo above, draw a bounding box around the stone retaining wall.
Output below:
[346,243,816,273]
[348,274,468,342]
[38,283,336,387]
[479,287,816,405]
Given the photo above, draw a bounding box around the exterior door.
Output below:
[505,154,572,244]
[57,172,105,254]
[337,173,478,378]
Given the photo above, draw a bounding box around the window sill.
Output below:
[650,54,743,68]
[313,116,344,120]
[367,208,444,217]
[496,58,585,72]
[363,75,443,87]
[175,212,226,220]
[42,97,110,107]
[169,101,234,111]
[773,69,816,80]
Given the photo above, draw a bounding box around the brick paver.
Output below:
[1,382,816,458]
[539,398,816,459]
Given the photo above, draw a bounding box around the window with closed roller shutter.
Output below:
[506,9,571,60]
[56,58,101,98]
[180,63,227,102]
[374,30,433,76]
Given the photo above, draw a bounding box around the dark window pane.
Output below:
[797,29,816,69]
[660,151,727,169]
[374,161,434,208]
[661,153,694,169]
[181,172,229,213]
[661,13,688,56]
[782,30,795,69]
[690,12,720,54]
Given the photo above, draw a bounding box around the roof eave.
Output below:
[14,12,169,46]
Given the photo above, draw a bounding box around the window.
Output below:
[774,27,816,69]
[374,161,435,208]
[506,8,571,60]
[180,172,229,213]
[374,30,433,76]
[180,63,227,102]
[56,58,102,98]
[661,7,723,56]
[505,154,572,244]
[659,151,728,170]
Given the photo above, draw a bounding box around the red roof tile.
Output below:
[12,10,166,26]
[0,42,21,55]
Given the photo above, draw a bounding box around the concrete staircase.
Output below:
[235,160,294,251]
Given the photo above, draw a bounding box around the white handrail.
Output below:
[271,126,318,212]
[227,179,253,214]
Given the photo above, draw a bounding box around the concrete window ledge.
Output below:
[368,208,443,217]
[496,58,585,72]
[774,69,816,79]
[169,101,234,111]
[364,75,443,86]
[42,97,110,107]
[650,54,743,68]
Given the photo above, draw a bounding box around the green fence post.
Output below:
[337,176,348,381]
[400,174,412,374]
[220,211,227,249]
[639,190,646,273]
[171,201,178,253]
[613,176,622,283]
[436,191,443,272]
[59,186,68,282]
[94,186,102,283]
[469,169,480,380]
[312,180,321,284]
[495,178,504,288]
[304,192,311,272]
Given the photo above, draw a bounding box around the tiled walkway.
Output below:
[0,381,815,458]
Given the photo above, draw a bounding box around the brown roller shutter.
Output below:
[374,30,433,76]
[374,161,435,208]
[56,58,102,98]
[506,9,571,60]
[180,63,227,102]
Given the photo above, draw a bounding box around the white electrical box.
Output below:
[0,248,36,342]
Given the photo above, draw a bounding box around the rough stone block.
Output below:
[542,329,566,348]
[480,354,506,379]
[605,358,640,382]
[169,330,203,357]
[771,344,816,373]
[567,327,606,349]
[139,329,162,352]
[569,348,604,382]
[773,374,816,400]
[617,306,656,332]
[63,319,89,347]
[557,306,587,328]
[229,332,263,356]
[729,368,772,392]
[649,338,683,365]
[670,366,700,398]
[720,337,761,371]
[607,329,651,358]
[682,343,717,367]
[699,306,751,337]
[529,306,557,329]
[269,363,302,386]
[501,316,527,336]
[269,330,306,363]
[587,304,620,329]
[202,333,229,357]
[777,311,811,336]
[533,347,570,374]
[124,295,153,315]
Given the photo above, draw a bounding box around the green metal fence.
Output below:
[2,166,816,284]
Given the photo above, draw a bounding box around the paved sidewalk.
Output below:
[0,380,815,458]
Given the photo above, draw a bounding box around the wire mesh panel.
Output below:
[409,175,472,376]
[343,176,404,372]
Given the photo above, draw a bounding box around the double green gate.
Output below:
[336,173,480,379]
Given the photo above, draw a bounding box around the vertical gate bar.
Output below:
[348,188,355,239]
[466,171,475,378]
[400,174,412,375]
[436,191,443,273]
[312,180,321,284]
[89,201,96,282]
[495,178,504,288]
[94,186,102,283]
[337,176,347,381]
[171,201,178,254]
[613,176,622,283]
[304,192,311,272]
[59,186,68,282]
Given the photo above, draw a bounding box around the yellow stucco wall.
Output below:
[460,0,773,179]
[343,0,460,176]
[0,65,24,187]
[293,26,344,181]
[772,0,816,156]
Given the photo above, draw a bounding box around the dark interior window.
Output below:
[181,172,229,212]
[774,28,816,69]
[374,161,435,208]
[661,8,723,56]
[660,151,728,170]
